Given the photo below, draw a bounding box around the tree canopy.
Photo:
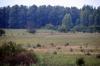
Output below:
[0,5,100,32]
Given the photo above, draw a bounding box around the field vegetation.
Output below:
[0,29,100,66]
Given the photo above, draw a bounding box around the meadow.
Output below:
[0,29,100,66]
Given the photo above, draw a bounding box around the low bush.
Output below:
[70,48,73,52]
[0,29,5,36]
[50,43,55,47]
[65,43,69,46]
[85,52,91,56]
[27,29,36,34]
[53,51,57,55]
[96,54,100,59]
[37,43,41,47]
[57,47,61,50]
[76,57,85,66]
[80,49,84,52]
[0,41,39,66]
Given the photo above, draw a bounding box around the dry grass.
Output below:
[0,29,100,65]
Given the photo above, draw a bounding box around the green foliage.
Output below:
[0,41,24,55]
[58,25,67,32]
[72,25,89,32]
[0,5,100,32]
[71,27,77,33]
[45,23,55,30]
[59,13,73,32]
[62,13,73,30]
[0,41,39,66]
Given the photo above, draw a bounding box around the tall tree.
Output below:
[94,7,100,32]
[0,6,10,28]
[0,5,99,32]
[18,5,27,28]
[27,5,37,30]
[8,5,19,28]
[61,13,73,32]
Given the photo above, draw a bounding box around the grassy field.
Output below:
[0,29,100,66]
[2,29,100,46]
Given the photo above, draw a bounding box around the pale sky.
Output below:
[0,0,100,8]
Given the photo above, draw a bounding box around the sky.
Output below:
[0,0,100,8]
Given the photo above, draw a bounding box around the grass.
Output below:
[0,29,100,66]
[2,29,100,46]
[37,53,100,66]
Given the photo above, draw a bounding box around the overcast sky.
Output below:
[0,0,100,8]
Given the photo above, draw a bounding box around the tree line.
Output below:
[0,5,100,32]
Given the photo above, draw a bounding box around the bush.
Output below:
[27,29,36,34]
[45,23,55,30]
[0,29,5,36]
[70,48,73,52]
[57,47,61,50]
[76,57,85,66]
[96,54,100,59]
[13,51,38,66]
[65,43,69,46]
[53,51,57,55]
[80,46,82,49]
[37,43,41,47]
[80,49,84,52]
[0,41,38,66]
[58,26,67,32]
[50,43,55,47]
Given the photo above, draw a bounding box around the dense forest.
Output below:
[0,5,100,32]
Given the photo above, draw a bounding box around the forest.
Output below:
[0,5,100,32]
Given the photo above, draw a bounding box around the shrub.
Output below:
[70,48,73,52]
[0,41,38,66]
[53,51,57,55]
[27,29,36,34]
[45,23,55,30]
[12,51,38,66]
[76,57,85,66]
[0,29,5,36]
[58,26,67,32]
[50,43,55,47]
[37,43,41,48]
[65,43,69,46]
[57,47,61,50]
[80,49,84,52]
[80,46,82,49]
[96,54,100,59]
